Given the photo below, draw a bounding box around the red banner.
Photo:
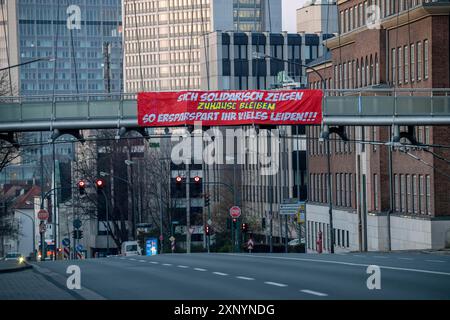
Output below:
[137,90,323,127]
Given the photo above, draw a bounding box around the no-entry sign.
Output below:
[229,206,241,218]
[37,209,49,221]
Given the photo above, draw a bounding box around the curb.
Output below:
[0,263,33,274]
[31,263,106,300]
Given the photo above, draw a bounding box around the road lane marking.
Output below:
[426,260,446,263]
[398,258,414,261]
[213,272,228,276]
[236,276,255,281]
[162,263,173,266]
[194,268,207,272]
[301,289,328,297]
[374,256,388,259]
[264,281,288,287]
[225,254,450,277]
[129,258,137,261]
[139,260,146,263]
[353,255,365,257]
[177,265,189,269]
[149,261,159,264]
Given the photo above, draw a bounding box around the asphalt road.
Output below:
[20,251,450,300]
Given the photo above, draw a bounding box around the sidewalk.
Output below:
[0,268,76,300]
[0,261,32,274]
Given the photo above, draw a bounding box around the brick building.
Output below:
[306,0,450,252]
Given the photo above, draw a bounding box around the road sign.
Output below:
[229,206,241,218]
[297,202,306,223]
[39,221,46,234]
[169,236,175,242]
[73,219,82,229]
[146,238,158,256]
[279,200,303,215]
[189,227,195,235]
[76,244,84,252]
[62,238,70,247]
[207,219,212,226]
[159,234,164,241]
[37,209,49,220]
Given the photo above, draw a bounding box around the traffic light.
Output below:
[205,224,210,236]
[204,193,210,207]
[193,176,201,184]
[95,179,105,190]
[232,218,237,228]
[241,223,248,233]
[72,230,84,239]
[77,180,86,195]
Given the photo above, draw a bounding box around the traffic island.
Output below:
[0,261,33,274]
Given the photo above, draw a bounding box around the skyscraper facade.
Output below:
[123,0,281,92]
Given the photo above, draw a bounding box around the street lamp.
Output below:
[0,57,55,72]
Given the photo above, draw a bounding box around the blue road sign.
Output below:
[73,219,82,229]
[62,238,70,247]
[146,238,158,256]
[76,244,84,252]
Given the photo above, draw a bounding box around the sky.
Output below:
[282,0,306,32]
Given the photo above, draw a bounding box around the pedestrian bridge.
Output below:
[0,89,449,132]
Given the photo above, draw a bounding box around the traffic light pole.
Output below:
[186,162,191,254]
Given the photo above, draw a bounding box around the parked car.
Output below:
[4,252,25,264]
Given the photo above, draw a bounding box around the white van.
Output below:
[121,241,141,256]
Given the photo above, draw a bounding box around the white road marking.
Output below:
[149,261,159,264]
[225,253,450,277]
[129,258,136,261]
[426,260,446,263]
[194,268,207,272]
[398,258,414,261]
[264,281,288,287]
[162,263,172,266]
[139,260,146,263]
[353,255,365,257]
[120,258,125,260]
[213,272,228,276]
[236,276,255,281]
[177,265,189,269]
[301,289,328,297]
[374,256,388,259]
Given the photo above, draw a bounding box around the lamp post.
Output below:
[0,57,55,72]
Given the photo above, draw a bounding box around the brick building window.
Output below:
[373,174,379,211]
[398,47,403,84]
[410,44,415,82]
[394,174,400,212]
[424,39,429,79]
[400,174,406,212]
[426,175,431,215]
[417,41,422,81]
[419,175,425,214]
[413,175,418,214]
[391,48,396,84]
[404,45,409,83]
[406,174,412,213]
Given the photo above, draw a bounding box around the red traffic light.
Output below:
[175,176,183,183]
[194,176,201,183]
[95,179,105,189]
[77,180,86,188]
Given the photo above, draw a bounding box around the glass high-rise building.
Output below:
[0,0,123,183]
[123,0,281,92]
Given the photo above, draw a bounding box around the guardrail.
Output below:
[0,89,449,131]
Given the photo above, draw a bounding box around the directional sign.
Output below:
[169,236,175,243]
[229,206,241,218]
[37,209,49,221]
[62,238,70,247]
[279,200,303,215]
[76,244,84,252]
